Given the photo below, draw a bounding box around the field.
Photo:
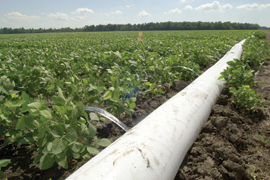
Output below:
[0,30,269,179]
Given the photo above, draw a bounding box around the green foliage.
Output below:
[241,36,270,70]
[218,35,269,111]
[0,77,111,170]
[253,31,266,39]
[218,59,255,88]
[0,30,255,172]
[0,159,10,178]
[230,85,265,111]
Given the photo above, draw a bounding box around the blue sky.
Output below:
[1,0,270,29]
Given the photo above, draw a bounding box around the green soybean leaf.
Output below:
[65,128,78,143]
[40,109,52,119]
[0,126,5,135]
[109,87,115,91]
[89,84,97,90]
[46,85,55,91]
[52,96,65,106]
[67,84,77,95]
[54,105,67,115]
[18,136,35,144]
[0,95,5,101]
[81,151,90,159]
[82,111,88,121]
[65,97,74,106]
[90,112,99,121]
[97,81,105,91]
[89,123,97,136]
[70,142,84,153]
[129,102,136,109]
[4,100,25,108]
[78,117,86,124]
[97,138,111,147]
[33,154,42,165]
[57,87,65,100]
[86,146,99,155]
[0,87,8,95]
[24,115,39,129]
[107,69,113,74]
[217,75,224,80]
[49,125,64,138]
[39,154,54,170]
[82,79,88,84]
[116,107,125,114]
[0,159,11,168]
[111,77,118,88]
[55,153,68,169]
[22,92,31,101]
[71,107,78,122]
[73,153,81,159]
[52,139,67,154]
[28,102,42,111]
[16,116,27,130]
[89,74,95,84]
[112,90,119,101]
[103,91,112,100]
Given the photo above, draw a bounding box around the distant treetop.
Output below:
[0,21,260,34]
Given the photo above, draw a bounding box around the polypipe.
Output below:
[66,40,246,180]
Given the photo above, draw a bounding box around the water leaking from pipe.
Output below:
[168,66,200,76]
[86,106,129,132]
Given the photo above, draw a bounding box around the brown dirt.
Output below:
[1,31,270,180]
[264,30,270,45]
[175,31,270,180]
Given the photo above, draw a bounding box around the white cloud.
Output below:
[138,10,150,17]
[181,0,194,3]
[1,19,8,23]
[164,8,182,14]
[195,1,232,13]
[236,3,270,10]
[73,8,94,14]
[48,13,68,20]
[222,4,233,10]
[126,5,134,8]
[5,12,40,21]
[111,10,122,14]
[70,15,87,22]
[184,5,193,10]
[77,16,86,20]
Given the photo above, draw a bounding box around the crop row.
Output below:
[0,30,256,172]
[219,32,270,111]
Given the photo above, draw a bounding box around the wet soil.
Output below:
[1,31,270,179]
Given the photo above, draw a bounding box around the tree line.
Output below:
[0,21,260,34]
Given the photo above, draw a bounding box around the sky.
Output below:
[1,0,270,29]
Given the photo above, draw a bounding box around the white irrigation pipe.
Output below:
[66,40,246,180]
